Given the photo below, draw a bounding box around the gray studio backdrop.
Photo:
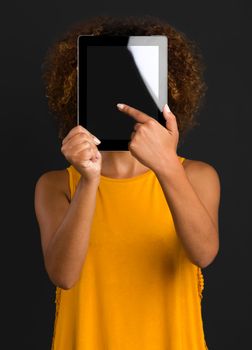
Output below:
[1,1,251,349]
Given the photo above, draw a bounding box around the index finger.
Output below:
[62,125,94,145]
[117,103,154,123]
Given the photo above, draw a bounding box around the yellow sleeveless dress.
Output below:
[51,155,208,349]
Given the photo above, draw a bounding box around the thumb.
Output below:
[162,104,177,132]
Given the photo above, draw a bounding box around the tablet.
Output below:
[77,35,168,151]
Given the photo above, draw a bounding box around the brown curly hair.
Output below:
[41,14,207,145]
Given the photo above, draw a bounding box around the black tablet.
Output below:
[77,35,168,151]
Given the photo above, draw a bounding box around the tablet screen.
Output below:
[78,36,168,150]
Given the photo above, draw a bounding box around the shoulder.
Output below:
[182,158,221,200]
[35,168,71,203]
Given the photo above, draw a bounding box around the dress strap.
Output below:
[66,165,75,200]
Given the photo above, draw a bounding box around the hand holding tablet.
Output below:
[61,125,102,182]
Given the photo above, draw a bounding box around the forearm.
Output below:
[155,156,218,268]
[45,177,99,289]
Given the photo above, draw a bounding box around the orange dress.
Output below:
[51,155,208,349]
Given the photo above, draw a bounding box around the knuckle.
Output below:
[76,125,84,131]
[85,141,92,148]
[77,132,86,140]
[83,144,91,152]
[129,141,135,149]
[147,119,156,126]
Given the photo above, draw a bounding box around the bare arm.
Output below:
[34,171,99,290]
[156,156,221,269]
[114,102,220,268]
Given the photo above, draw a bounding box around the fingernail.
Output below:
[164,103,171,113]
[93,136,101,144]
[117,103,125,110]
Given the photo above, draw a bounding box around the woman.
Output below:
[35,14,220,350]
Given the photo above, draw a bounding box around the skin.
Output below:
[34,103,220,289]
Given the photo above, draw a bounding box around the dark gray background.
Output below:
[1,0,251,349]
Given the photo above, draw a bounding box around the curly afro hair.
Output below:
[41,14,207,146]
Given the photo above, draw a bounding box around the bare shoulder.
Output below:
[182,158,221,214]
[35,168,71,203]
[183,158,220,187]
[182,158,221,233]
[34,169,71,263]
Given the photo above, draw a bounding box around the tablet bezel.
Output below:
[77,35,168,151]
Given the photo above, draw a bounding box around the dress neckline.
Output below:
[70,156,185,183]
[100,168,153,183]
[99,156,185,183]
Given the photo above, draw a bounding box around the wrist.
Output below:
[155,153,184,180]
[79,175,100,188]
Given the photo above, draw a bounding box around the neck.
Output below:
[100,151,149,176]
